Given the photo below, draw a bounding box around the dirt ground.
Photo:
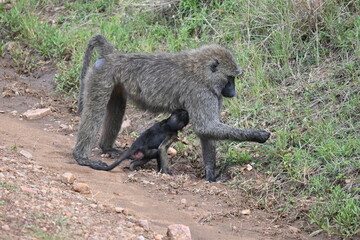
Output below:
[0,57,334,240]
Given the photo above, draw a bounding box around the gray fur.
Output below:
[73,34,270,182]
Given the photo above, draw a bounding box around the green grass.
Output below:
[0,181,18,192]
[1,0,359,237]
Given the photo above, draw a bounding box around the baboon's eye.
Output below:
[210,59,219,72]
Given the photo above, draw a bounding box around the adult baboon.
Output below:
[74,34,270,182]
[90,109,189,173]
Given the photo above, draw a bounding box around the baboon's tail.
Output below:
[78,34,117,113]
[90,150,130,171]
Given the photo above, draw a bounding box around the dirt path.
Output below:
[0,59,327,239]
[0,115,279,240]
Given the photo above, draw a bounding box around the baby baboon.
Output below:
[74,34,270,182]
[90,109,189,173]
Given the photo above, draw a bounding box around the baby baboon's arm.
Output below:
[157,135,177,174]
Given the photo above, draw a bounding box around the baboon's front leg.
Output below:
[199,137,218,182]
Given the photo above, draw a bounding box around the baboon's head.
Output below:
[167,109,189,131]
[197,44,241,97]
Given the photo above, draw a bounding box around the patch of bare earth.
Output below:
[0,57,332,239]
[0,147,159,240]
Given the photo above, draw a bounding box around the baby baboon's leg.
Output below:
[129,150,158,171]
[73,73,114,168]
[99,84,127,157]
[129,158,151,171]
[200,137,217,182]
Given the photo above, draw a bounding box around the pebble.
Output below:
[2,224,10,231]
[137,219,149,230]
[180,198,187,206]
[209,186,219,194]
[241,209,251,215]
[289,226,301,233]
[59,124,68,129]
[50,187,61,193]
[167,224,192,240]
[21,186,37,194]
[245,164,253,171]
[154,234,164,240]
[61,172,76,184]
[73,183,90,194]
[167,147,177,156]
[22,108,51,120]
[115,207,125,213]
[19,150,32,159]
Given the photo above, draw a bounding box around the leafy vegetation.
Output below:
[1,0,359,237]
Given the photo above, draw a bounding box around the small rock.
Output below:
[61,172,76,184]
[245,164,253,171]
[154,234,164,240]
[2,224,10,231]
[142,180,150,185]
[209,186,219,194]
[167,147,177,156]
[59,124,68,129]
[241,209,251,215]
[23,108,51,120]
[123,209,132,216]
[101,153,111,158]
[10,110,17,116]
[73,183,90,194]
[0,110,5,114]
[138,220,149,230]
[21,186,37,194]
[137,236,145,240]
[50,187,61,193]
[180,198,187,206]
[115,207,125,213]
[167,224,191,240]
[289,226,301,233]
[19,150,32,159]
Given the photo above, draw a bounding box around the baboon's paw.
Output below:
[88,160,109,169]
[102,148,123,158]
[249,130,270,143]
[257,130,271,143]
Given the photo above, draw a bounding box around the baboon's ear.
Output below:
[210,59,219,72]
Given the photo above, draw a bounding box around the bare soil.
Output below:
[0,58,333,240]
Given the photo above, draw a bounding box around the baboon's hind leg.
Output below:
[73,75,114,168]
[99,84,127,158]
